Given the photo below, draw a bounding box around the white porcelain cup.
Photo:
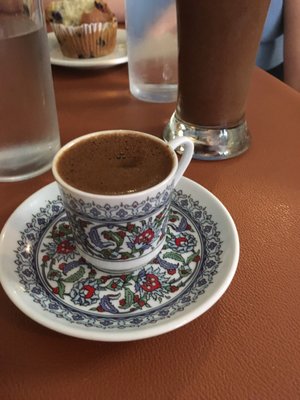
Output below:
[52,130,193,274]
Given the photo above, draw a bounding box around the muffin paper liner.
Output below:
[51,19,118,58]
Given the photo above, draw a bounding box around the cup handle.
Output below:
[168,137,194,186]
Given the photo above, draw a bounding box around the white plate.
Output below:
[0,178,239,342]
[48,29,128,69]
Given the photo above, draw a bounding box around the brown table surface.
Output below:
[0,65,299,400]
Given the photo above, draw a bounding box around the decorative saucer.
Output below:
[0,178,239,342]
[48,29,128,69]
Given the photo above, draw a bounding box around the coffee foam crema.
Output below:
[56,132,174,195]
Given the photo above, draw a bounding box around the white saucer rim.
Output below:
[48,29,128,68]
[0,178,239,342]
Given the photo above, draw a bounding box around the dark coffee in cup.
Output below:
[56,131,174,195]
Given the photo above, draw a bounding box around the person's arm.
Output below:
[107,0,125,22]
[284,0,300,91]
[43,0,52,9]
[42,0,125,21]
[0,0,22,13]
[147,3,176,37]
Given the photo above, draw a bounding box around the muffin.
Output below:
[46,0,117,58]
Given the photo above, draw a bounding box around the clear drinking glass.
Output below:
[125,0,177,103]
[164,0,271,160]
[0,0,60,181]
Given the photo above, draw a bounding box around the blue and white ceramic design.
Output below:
[61,185,173,264]
[0,178,239,341]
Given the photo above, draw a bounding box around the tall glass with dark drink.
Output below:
[164,0,270,159]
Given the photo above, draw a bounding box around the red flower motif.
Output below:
[167,268,176,275]
[141,274,161,292]
[42,255,50,262]
[134,229,155,245]
[97,305,104,312]
[57,240,75,254]
[119,299,126,306]
[52,287,59,294]
[49,271,59,279]
[175,237,187,247]
[58,263,65,270]
[138,299,146,307]
[132,295,145,307]
[170,285,179,293]
[83,285,95,299]
[193,255,201,263]
[156,212,163,220]
[127,224,135,232]
[100,276,109,283]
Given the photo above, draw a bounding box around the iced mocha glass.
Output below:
[164,0,270,160]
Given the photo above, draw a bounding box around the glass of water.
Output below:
[125,0,178,103]
[0,0,60,181]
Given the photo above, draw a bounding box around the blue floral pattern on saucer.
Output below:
[14,188,222,330]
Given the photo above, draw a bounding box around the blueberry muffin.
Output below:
[46,0,118,58]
